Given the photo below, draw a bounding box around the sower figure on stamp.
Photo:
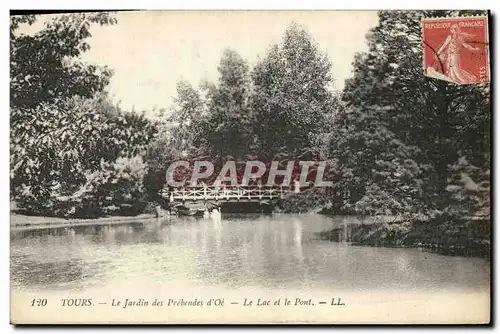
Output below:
[428,24,481,84]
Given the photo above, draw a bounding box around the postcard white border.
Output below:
[3,1,498,333]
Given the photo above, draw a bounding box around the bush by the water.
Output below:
[318,214,490,258]
[11,95,157,218]
[15,156,150,218]
[274,187,333,214]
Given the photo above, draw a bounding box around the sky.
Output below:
[21,11,379,116]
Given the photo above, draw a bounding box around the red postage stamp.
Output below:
[422,16,490,84]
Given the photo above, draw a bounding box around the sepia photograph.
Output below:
[9,10,491,324]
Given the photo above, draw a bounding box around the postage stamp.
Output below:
[422,16,490,84]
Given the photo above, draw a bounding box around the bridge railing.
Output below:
[161,185,292,202]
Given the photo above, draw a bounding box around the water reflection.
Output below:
[11,214,490,293]
[10,258,106,289]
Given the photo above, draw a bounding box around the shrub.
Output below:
[16,156,149,218]
[11,96,157,217]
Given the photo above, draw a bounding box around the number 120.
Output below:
[31,298,47,307]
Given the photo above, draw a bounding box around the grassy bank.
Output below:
[10,211,158,231]
[9,200,161,230]
[317,215,491,258]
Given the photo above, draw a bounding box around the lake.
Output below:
[10,214,491,323]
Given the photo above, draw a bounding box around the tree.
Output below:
[11,96,157,217]
[10,13,160,217]
[339,10,490,216]
[169,79,209,154]
[10,12,116,109]
[331,100,429,215]
[153,49,256,189]
[203,49,254,158]
[446,156,490,219]
[251,23,336,157]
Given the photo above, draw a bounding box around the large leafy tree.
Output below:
[10,13,159,217]
[338,10,490,216]
[10,12,116,109]
[203,49,254,158]
[251,23,336,157]
[11,96,157,216]
[169,79,209,155]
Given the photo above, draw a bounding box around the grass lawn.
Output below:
[10,201,157,230]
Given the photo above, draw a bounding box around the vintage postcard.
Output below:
[10,10,491,324]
